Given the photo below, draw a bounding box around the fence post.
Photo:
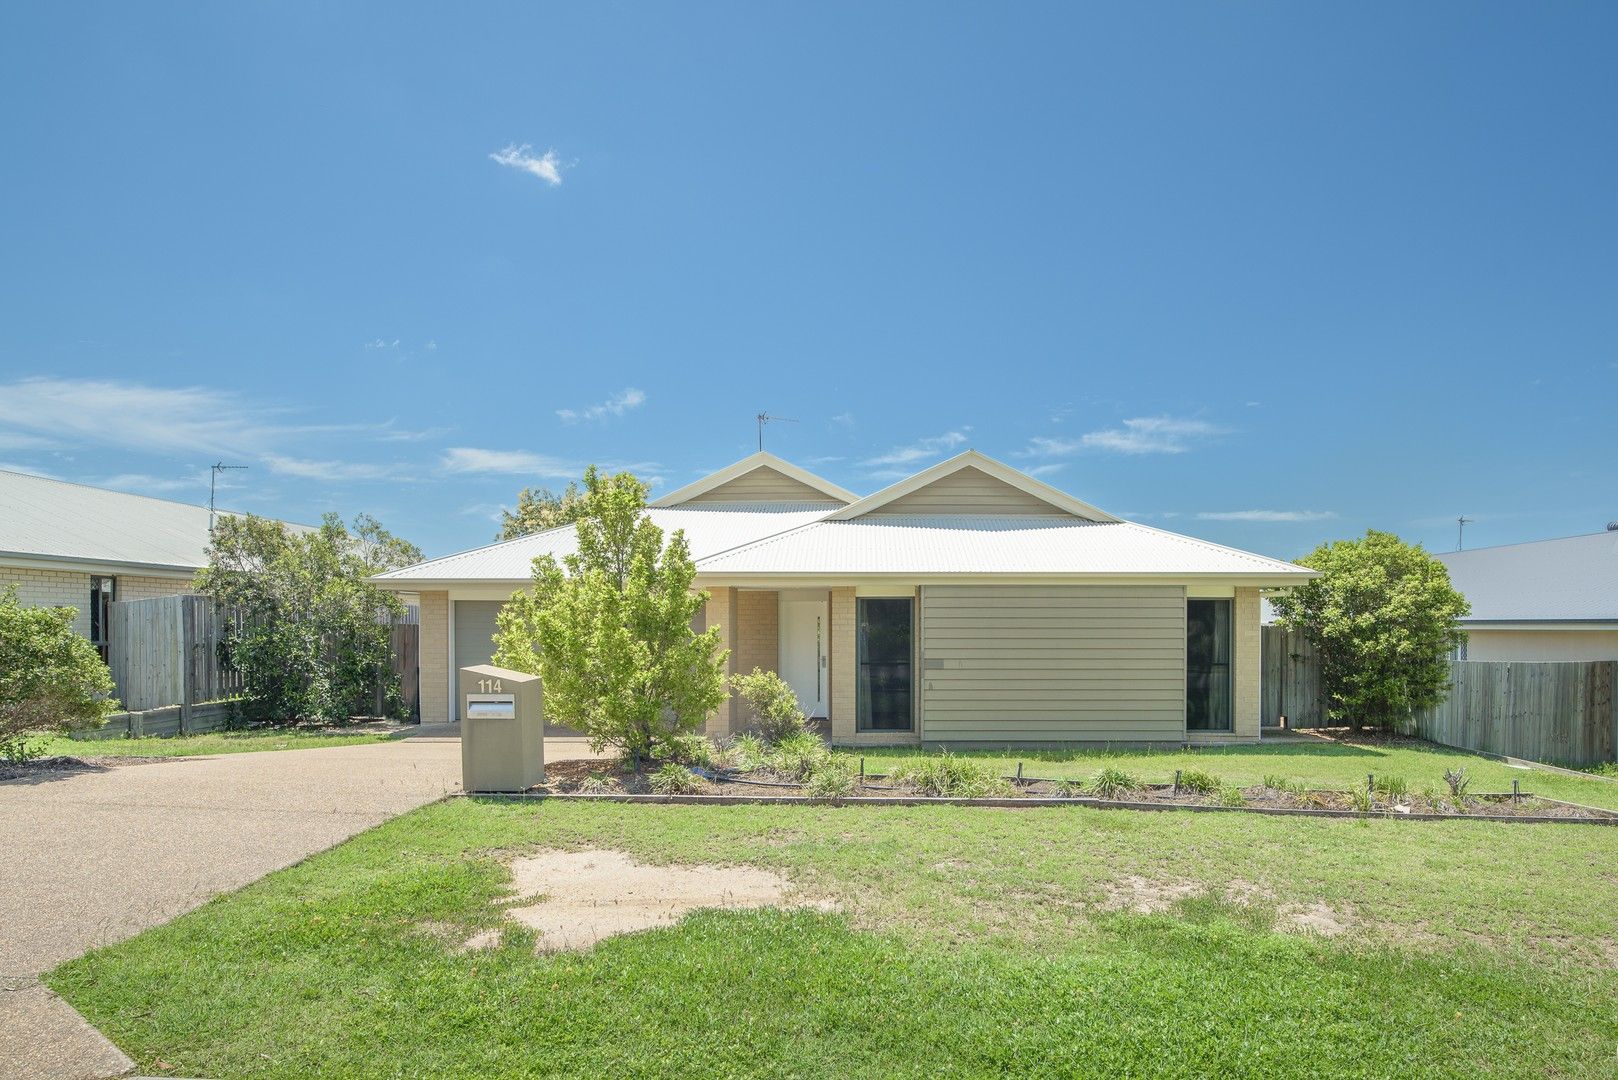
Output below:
[179,599,196,736]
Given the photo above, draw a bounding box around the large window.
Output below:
[857,597,913,732]
[90,575,116,662]
[1186,598,1231,731]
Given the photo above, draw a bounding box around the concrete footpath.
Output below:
[0,725,469,1080]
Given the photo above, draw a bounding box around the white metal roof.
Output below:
[692,515,1315,580]
[373,506,835,584]
[0,468,307,574]
[1435,531,1618,623]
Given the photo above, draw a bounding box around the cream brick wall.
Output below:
[829,587,856,740]
[1234,586,1261,740]
[1,566,93,636]
[703,587,737,738]
[731,590,779,731]
[418,591,450,723]
[117,574,193,601]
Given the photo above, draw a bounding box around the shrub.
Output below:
[1051,778,1083,799]
[805,758,856,800]
[657,732,711,767]
[577,773,617,794]
[1442,767,1470,797]
[767,729,830,782]
[0,587,118,761]
[649,763,703,795]
[730,668,812,743]
[889,754,1013,798]
[1349,787,1373,813]
[1177,768,1222,795]
[1217,785,1246,807]
[1088,766,1141,800]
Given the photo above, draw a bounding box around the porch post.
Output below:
[1234,586,1261,740]
[829,587,856,742]
[705,586,737,738]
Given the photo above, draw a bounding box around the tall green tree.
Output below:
[498,483,586,540]
[194,513,423,724]
[0,587,119,760]
[1270,530,1470,731]
[493,466,727,763]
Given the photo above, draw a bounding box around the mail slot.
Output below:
[465,694,516,720]
[459,664,544,792]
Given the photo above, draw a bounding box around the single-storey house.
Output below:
[375,450,1315,747]
[0,469,302,659]
[1435,529,1618,662]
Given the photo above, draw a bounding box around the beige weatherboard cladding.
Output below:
[870,466,1075,517]
[919,584,1188,744]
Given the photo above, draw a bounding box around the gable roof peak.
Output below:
[829,450,1118,522]
[650,451,858,508]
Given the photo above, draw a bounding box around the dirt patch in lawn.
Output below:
[1278,901,1354,937]
[466,848,833,952]
[1095,876,1354,937]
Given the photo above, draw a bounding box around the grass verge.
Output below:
[34,728,400,758]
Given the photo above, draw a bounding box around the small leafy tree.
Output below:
[1270,530,1469,731]
[194,513,423,725]
[493,466,727,764]
[0,587,118,760]
[498,483,586,540]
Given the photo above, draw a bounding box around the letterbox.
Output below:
[459,664,544,792]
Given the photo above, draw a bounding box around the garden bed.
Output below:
[516,759,1618,823]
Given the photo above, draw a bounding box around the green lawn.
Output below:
[51,797,1618,1079]
[851,734,1618,811]
[38,728,400,757]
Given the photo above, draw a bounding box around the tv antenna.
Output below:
[209,463,248,531]
[756,412,797,451]
[1456,515,1473,551]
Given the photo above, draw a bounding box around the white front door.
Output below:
[778,594,829,718]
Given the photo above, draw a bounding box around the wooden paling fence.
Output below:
[1261,626,1327,728]
[1406,660,1616,766]
[1261,625,1617,765]
[103,594,422,732]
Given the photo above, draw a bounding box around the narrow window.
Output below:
[857,597,913,732]
[89,575,116,662]
[1186,598,1231,732]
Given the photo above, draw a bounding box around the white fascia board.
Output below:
[695,571,1320,588]
[1463,620,1618,630]
[826,450,1119,522]
[0,552,200,577]
[650,451,858,507]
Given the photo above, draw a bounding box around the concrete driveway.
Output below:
[1,725,475,1080]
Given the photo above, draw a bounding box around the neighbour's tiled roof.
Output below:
[1436,531,1618,622]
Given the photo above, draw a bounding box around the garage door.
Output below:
[919,584,1186,744]
[452,600,505,720]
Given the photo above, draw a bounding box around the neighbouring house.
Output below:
[375,450,1315,747]
[1435,528,1618,662]
[0,469,305,660]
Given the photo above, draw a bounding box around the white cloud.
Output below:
[440,447,580,477]
[862,429,970,468]
[363,338,400,350]
[1196,510,1336,523]
[1034,416,1229,456]
[0,378,436,481]
[829,412,855,428]
[0,462,59,479]
[0,430,57,451]
[262,455,402,482]
[556,388,646,424]
[490,144,565,186]
[96,472,203,494]
[1025,463,1066,477]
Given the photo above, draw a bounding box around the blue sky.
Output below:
[2,3,1614,560]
